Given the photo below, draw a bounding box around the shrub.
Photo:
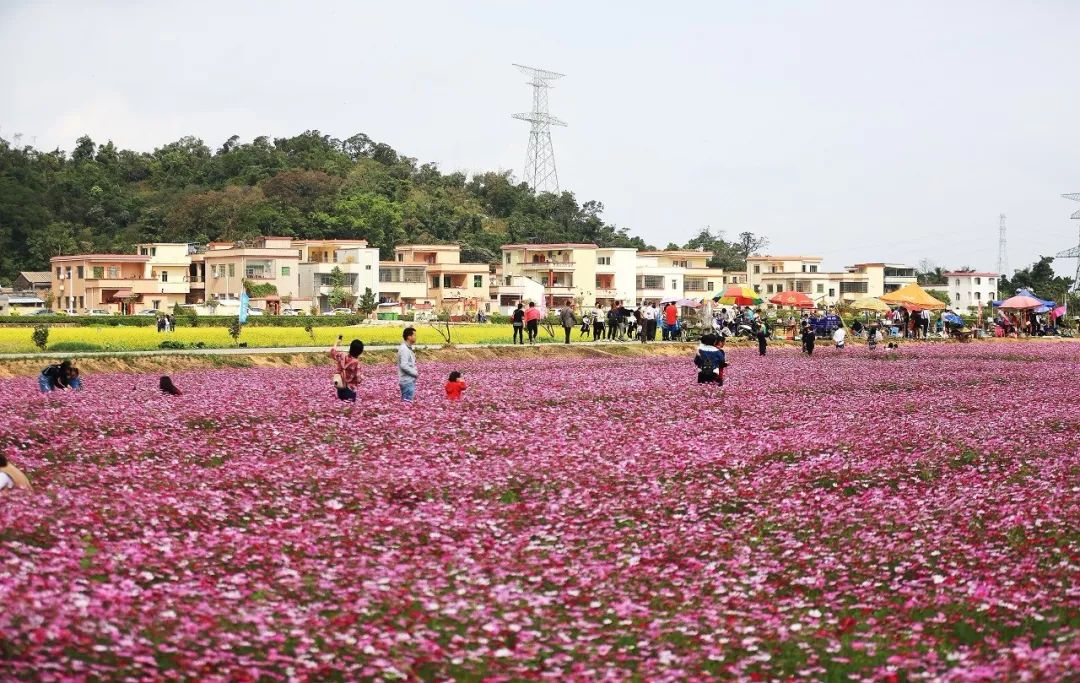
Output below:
[159,340,186,350]
[32,324,49,351]
[228,319,242,345]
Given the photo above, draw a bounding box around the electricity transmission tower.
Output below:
[512,64,566,194]
[997,213,1007,276]
[1057,193,1080,293]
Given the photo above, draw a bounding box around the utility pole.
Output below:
[512,64,567,194]
[996,214,1007,277]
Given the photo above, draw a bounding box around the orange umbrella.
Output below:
[769,291,814,309]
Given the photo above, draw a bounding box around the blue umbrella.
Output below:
[942,312,964,325]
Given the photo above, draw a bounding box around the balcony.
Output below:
[132,280,189,295]
[435,288,469,299]
[595,287,618,297]
[523,261,575,271]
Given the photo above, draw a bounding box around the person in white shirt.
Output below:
[642,303,657,342]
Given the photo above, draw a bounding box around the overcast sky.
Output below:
[2,0,1078,276]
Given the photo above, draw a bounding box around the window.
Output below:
[671,279,678,290]
[809,265,818,273]
[770,265,777,273]
[228,264,235,277]
[839,282,868,294]
[76,266,84,279]
[674,260,688,268]
[828,288,835,298]
[989,278,995,285]
[975,292,981,300]
[955,279,960,286]
[443,275,453,288]
[753,284,761,293]
[816,283,824,293]
[140,247,148,256]
[991,291,997,300]
[93,266,104,278]
[801,265,807,273]
[78,296,83,310]
[504,253,511,264]
[56,267,62,278]
[281,266,291,277]
[161,271,168,283]
[974,277,981,285]
[597,256,611,265]
[707,281,713,290]
[766,284,773,293]
[637,275,664,289]
[473,275,483,288]
[753,264,760,274]
[431,276,440,289]
[108,267,119,279]
[365,265,371,270]
[398,254,404,262]
[151,247,157,257]
[65,267,72,280]
[152,300,160,310]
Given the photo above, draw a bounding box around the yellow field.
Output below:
[0,324,557,354]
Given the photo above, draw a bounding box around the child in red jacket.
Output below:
[445,371,467,400]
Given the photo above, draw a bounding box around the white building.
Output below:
[297,239,380,312]
[943,271,999,311]
[635,250,726,305]
[595,247,638,306]
[493,274,546,314]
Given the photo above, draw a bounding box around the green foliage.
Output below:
[0,131,657,283]
[929,289,950,305]
[357,287,377,317]
[31,324,48,351]
[172,302,184,318]
[327,266,351,309]
[1000,257,1074,302]
[243,278,278,298]
[227,319,242,345]
[159,340,186,350]
[48,341,104,352]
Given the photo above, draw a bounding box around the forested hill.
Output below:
[0,131,654,285]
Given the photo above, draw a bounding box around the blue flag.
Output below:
[238,291,250,324]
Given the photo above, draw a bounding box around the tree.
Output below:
[929,289,950,305]
[327,266,351,309]
[735,232,769,264]
[227,318,242,345]
[357,287,377,317]
[1000,256,1074,300]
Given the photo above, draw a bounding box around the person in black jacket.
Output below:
[511,303,525,345]
[38,360,75,393]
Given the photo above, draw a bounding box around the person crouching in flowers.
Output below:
[159,376,183,396]
[0,454,31,493]
[445,371,467,400]
[330,335,364,402]
[694,333,727,385]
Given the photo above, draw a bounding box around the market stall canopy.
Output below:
[997,295,1044,310]
[769,291,815,309]
[850,296,891,313]
[942,312,964,325]
[714,285,764,306]
[993,288,1055,310]
[675,298,702,308]
[878,283,946,310]
[659,295,681,304]
[109,289,133,301]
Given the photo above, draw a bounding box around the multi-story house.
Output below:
[746,255,917,306]
[943,271,999,311]
[296,239,380,313]
[635,250,726,304]
[501,243,598,309]
[197,236,302,312]
[376,245,489,316]
[594,248,638,307]
[396,245,489,316]
[51,253,154,311]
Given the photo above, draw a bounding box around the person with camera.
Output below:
[329,335,364,402]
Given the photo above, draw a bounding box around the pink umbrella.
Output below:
[997,295,1043,310]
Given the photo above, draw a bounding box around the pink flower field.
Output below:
[1,342,1078,681]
